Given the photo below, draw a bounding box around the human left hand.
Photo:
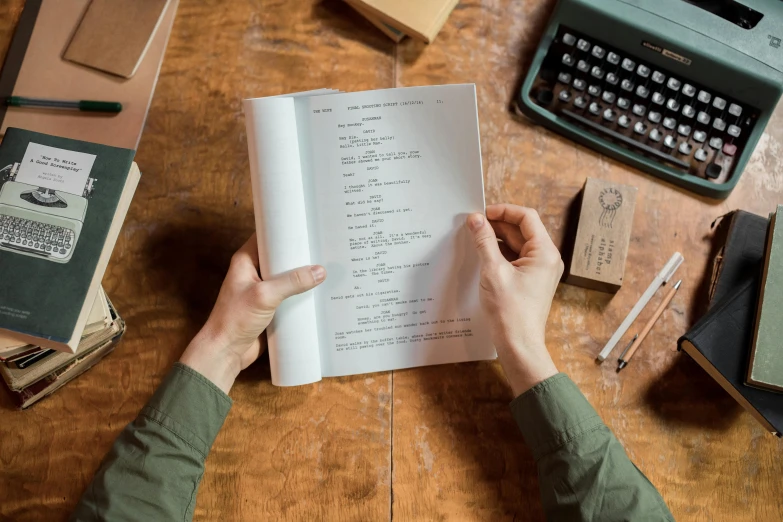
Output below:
[179,234,326,393]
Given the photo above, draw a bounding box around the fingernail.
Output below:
[468,213,484,231]
[311,265,326,283]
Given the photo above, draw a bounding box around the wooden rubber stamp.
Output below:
[565,178,637,293]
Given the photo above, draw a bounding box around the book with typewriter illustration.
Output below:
[0,147,97,263]
[0,128,139,353]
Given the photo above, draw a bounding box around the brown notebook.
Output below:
[0,0,178,149]
[64,0,171,78]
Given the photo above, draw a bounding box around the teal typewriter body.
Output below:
[516,0,783,198]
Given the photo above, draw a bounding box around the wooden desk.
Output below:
[1,1,782,520]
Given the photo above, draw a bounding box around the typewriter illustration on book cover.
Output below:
[0,143,97,264]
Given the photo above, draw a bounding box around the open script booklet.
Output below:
[244,84,495,386]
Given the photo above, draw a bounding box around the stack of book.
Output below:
[0,128,140,408]
[678,207,783,436]
[344,0,459,43]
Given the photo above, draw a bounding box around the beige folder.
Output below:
[0,0,178,150]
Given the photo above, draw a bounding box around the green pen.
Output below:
[5,96,122,113]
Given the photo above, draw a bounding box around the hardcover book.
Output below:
[9,334,122,409]
[0,128,140,352]
[0,285,111,358]
[747,205,783,393]
[0,299,124,393]
[2,300,125,409]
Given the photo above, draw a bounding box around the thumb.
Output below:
[466,213,503,266]
[259,265,327,308]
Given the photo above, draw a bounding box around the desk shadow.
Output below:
[558,187,581,283]
[143,220,252,328]
[508,0,558,113]
[312,0,397,56]
[144,220,278,383]
[235,338,273,384]
[145,222,245,326]
[409,362,546,521]
[644,353,742,431]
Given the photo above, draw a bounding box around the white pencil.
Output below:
[596,252,684,362]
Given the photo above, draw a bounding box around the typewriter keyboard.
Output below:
[528,26,759,184]
[0,214,75,261]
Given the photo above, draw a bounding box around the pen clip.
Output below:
[618,334,639,361]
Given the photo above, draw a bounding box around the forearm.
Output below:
[495,339,558,397]
[71,363,231,522]
[511,374,673,522]
[179,328,242,394]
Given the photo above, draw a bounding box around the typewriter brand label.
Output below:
[641,40,692,66]
[16,143,96,196]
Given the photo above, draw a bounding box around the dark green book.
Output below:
[0,128,139,352]
[747,205,783,393]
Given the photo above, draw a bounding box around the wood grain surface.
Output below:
[1,1,783,521]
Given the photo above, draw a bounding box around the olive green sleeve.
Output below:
[510,373,674,522]
[71,363,232,521]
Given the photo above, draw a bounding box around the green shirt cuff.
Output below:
[141,362,233,458]
[509,373,604,461]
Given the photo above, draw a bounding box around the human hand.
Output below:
[466,204,562,396]
[180,234,326,393]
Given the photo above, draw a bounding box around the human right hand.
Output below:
[466,204,563,396]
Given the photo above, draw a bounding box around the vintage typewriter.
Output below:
[0,162,94,263]
[516,0,783,198]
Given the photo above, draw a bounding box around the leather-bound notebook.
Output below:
[64,0,171,78]
[678,280,783,436]
[708,210,768,307]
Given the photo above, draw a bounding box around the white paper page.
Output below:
[244,96,322,386]
[15,142,95,195]
[303,84,495,377]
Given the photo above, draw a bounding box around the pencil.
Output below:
[5,96,122,113]
[617,280,682,371]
